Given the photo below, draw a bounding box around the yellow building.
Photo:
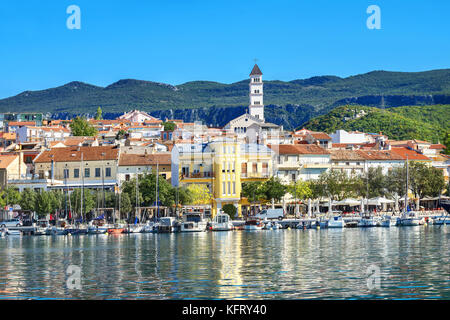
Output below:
[171,139,274,217]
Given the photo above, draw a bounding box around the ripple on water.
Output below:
[0,227,449,299]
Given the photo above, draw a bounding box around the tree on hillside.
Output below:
[162,122,176,131]
[444,131,450,155]
[95,107,103,120]
[70,117,98,136]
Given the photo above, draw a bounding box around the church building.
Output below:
[224,64,281,140]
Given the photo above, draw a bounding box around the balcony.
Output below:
[302,163,331,169]
[277,162,303,170]
[241,172,270,179]
[181,172,214,179]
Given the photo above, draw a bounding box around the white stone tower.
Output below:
[249,64,264,122]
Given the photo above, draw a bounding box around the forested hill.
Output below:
[301,105,450,143]
[1,69,450,129]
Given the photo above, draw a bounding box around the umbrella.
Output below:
[360,198,365,214]
[307,198,312,217]
[335,198,360,206]
[368,197,395,206]
[328,198,332,214]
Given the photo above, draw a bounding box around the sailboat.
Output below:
[397,156,423,227]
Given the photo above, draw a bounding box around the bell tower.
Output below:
[249,64,264,122]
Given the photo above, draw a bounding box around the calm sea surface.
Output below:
[0,226,449,300]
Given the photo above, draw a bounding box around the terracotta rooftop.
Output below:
[7,121,36,127]
[34,146,119,163]
[269,144,330,155]
[430,144,446,150]
[0,155,18,169]
[309,132,332,140]
[0,132,16,140]
[119,153,171,166]
[331,149,404,161]
[390,147,431,161]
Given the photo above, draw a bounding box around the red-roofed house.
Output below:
[268,144,331,183]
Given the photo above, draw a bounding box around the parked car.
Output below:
[254,209,285,220]
[0,218,23,228]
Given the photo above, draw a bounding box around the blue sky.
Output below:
[0,0,449,98]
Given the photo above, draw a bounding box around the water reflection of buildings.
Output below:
[215,231,244,299]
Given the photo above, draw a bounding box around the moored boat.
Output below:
[244,219,263,231]
[180,213,208,232]
[358,216,380,228]
[328,215,345,228]
[211,212,233,231]
[156,217,178,233]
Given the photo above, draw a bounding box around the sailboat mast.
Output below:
[80,152,84,223]
[404,155,409,213]
[156,162,159,219]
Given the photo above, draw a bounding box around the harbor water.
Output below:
[0,226,449,300]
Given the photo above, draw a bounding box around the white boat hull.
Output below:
[180,222,207,232]
[244,225,263,231]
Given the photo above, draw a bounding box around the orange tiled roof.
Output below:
[0,155,18,169]
[430,144,446,150]
[119,153,171,166]
[8,121,36,127]
[390,147,431,161]
[34,146,119,163]
[269,144,330,155]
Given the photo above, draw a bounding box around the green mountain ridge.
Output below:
[1,69,450,115]
[302,105,450,143]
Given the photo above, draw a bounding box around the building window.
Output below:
[125,174,130,181]
[105,167,111,177]
[85,168,90,178]
[228,182,231,195]
[252,163,257,173]
[74,168,79,178]
[63,169,69,179]
[222,182,226,196]
[233,182,236,195]
[95,168,101,177]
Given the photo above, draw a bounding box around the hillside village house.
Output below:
[16,126,71,144]
[33,145,120,190]
[271,144,331,184]
[118,153,171,184]
[330,149,405,176]
[0,154,26,189]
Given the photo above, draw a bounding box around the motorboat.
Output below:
[180,213,208,232]
[125,224,145,234]
[45,226,69,235]
[87,224,109,234]
[327,215,345,228]
[211,213,233,231]
[142,221,157,233]
[107,224,126,234]
[397,212,423,226]
[358,215,380,227]
[432,216,450,225]
[264,220,280,230]
[244,219,264,231]
[156,217,178,233]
